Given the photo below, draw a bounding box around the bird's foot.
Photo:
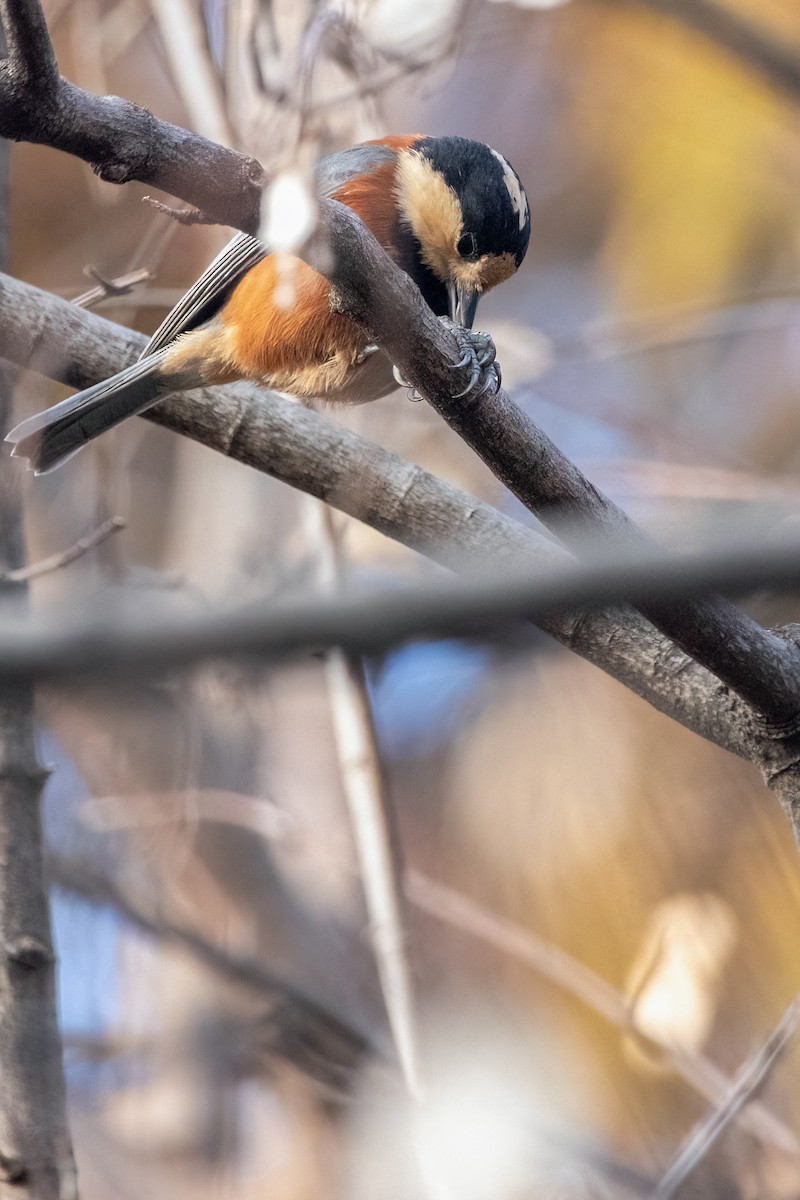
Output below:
[440,318,501,399]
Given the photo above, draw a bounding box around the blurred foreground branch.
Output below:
[6,276,800,835]
[0,272,755,759]
[318,197,800,732]
[5,503,800,697]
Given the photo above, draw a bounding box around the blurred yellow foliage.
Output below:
[570,6,800,311]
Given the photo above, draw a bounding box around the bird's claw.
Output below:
[392,363,423,402]
[440,318,501,399]
[391,322,501,403]
[356,343,379,365]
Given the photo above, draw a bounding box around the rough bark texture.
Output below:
[0,272,762,767]
[2,3,800,851]
[318,199,800,729]
[0,0,264,232]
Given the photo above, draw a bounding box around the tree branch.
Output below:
[2,8,800,837]
[0,0,265,232]
[0,274,761,768]
[317,198,800,731]
[47,853,376,1094]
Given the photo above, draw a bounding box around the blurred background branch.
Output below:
[616,0,800,104]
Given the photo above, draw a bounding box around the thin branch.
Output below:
[47,853,378,1085]
[0,515,125,582]
[72,267,154,309]
[0,0,265,232]
[406,872,800,1158]
[305,499,424,1100]
[141,196,220,226]
[556,294,800,363]
[653,996,800,1198]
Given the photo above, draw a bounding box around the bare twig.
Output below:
[46,853,378,1079]
[556,294,800,363]
[0,516,125,583]
[653,996,800,1198]
[140,196,220,226]
[406,872,800,1157]
[71,267,154,309]
[305,500,423,1100]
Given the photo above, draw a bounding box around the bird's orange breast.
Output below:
[219,136,419,391]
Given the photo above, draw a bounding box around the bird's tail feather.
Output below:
[5,350,190,474]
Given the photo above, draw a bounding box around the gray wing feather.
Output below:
[140,231,267,360]
[140,144,397,361]
[315,142,397,198]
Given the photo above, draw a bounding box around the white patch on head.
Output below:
[489,148,528,232]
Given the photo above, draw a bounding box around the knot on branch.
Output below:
[0,1151,28,1184]
[5,935,55,970]
[86,95,157,184]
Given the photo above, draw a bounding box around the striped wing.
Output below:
[140,231,267,359]
[140,140,406,361]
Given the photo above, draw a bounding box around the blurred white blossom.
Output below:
[625,892,738,1060]
[360,0,462,57]
[261,170,317,253]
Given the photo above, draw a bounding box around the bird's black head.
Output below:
[395,135,530,327]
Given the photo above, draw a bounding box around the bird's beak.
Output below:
[447,280,480,330]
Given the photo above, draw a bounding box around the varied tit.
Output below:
[7,135,530,474]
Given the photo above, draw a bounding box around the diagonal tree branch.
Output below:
[317,198,800,731]
[7,270,800,827]
[3,0,800,843]
[654,995,800,1199]
[0,274,770,771]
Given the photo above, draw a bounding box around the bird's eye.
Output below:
[457,232,478,260]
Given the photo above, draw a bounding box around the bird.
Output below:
[7,135,531,474]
